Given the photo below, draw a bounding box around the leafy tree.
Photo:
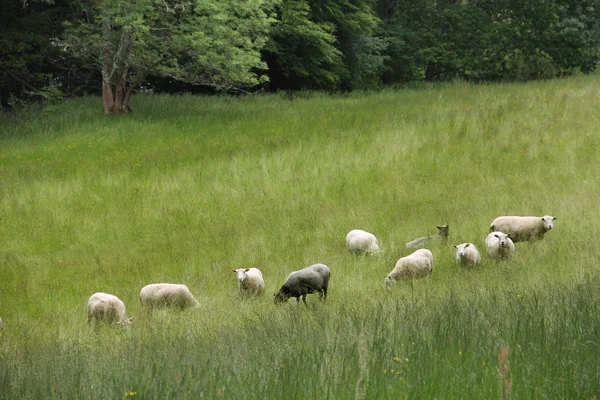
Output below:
[0,0,89,108]
[60,0,278,114]
[264,0,344,90]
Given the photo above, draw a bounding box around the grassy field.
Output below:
[1,75,600,399]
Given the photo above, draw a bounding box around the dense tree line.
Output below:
[1,0,598,112]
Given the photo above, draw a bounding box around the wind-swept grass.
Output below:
[1,75,600,399]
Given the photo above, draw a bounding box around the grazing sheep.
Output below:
[87,292,133,326]
[346,229,382,255]
[485,232,515,260]
[454,243,481,268]
[274,263,330,305]
[489,215,556,242]
[405,225,449,248]
[232,268,265,296]
[140,283,200,309]
[384,249,434,289]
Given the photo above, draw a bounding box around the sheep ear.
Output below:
[553,216,557,220]
[245,268,250,272]
[128,317,136,322]
[465,243,470,247]
[494,234,500,239]
[232,269,237,273]
[453,245,458,248]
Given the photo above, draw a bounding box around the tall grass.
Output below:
[1,75,599,398]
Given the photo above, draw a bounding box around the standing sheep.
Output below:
[453,243,481,268]
[384,249,434,289]
[405,225,449,248]
[274,263,330,305]
[485,232,515,260]
[232,268,265,296]
[346,229,382,255]
[489,215,556,242]
[87,292,133,326]
[140,283,200,309]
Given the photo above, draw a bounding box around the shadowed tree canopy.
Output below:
[59,0,278,114]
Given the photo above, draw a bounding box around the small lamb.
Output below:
[485,232,515,260]
[232,268,265,296]
[489,215,556,242]
[346,229,382,255]
[87,292,134,326]
[384,249,434,289]
[453,243,481,268]
[405,225,449,249]
[274,263,330,305]
[140,283,200,309]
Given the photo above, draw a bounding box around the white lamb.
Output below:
[485,232,515,260]
[87,292,133,326]
[346,229,382,255]
[140,283,200,309]
[384,249,434,289]
[489,215,556,242]
[453,243,481,268]
[232,268,265,296]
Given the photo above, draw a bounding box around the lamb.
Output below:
[274,263,330,305]
[485,232,515,260]
[140,283,200,309]
[453,243,481,268]
[87,292,133,326]
[232,268,265,296]
[346,229,382,255]
[384,249,434,289]
[489,215,556,242]
[405,225,449,248]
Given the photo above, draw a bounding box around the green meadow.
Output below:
[1,75,600,399]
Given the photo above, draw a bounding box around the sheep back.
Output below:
[489,216,556,242]
[346,230,380,254]
[87,292,131,326]
[385,249,433,288]
[140,283,200,309]
[274,263,330,303]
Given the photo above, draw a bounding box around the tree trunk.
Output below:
[102,16,115,114]
[101,17,134,115]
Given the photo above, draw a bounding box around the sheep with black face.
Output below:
[274,263,330,305]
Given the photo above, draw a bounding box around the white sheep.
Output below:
[87,292,133,326]
[489,215,556,242]
[405,225,449,248]
[140,283,200,309]
[485,232,515,260]
[346,229,382,254]
[232,268,265,296]
[453,243,481,268]
[384,249,434,289]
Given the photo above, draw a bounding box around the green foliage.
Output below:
[379,0,600,83]
[1,76,600,397]
[62,0,278,92]
[265,0,344,89]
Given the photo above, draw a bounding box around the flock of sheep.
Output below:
[0,215,556,330]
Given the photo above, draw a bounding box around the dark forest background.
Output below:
[1,0,599,110]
